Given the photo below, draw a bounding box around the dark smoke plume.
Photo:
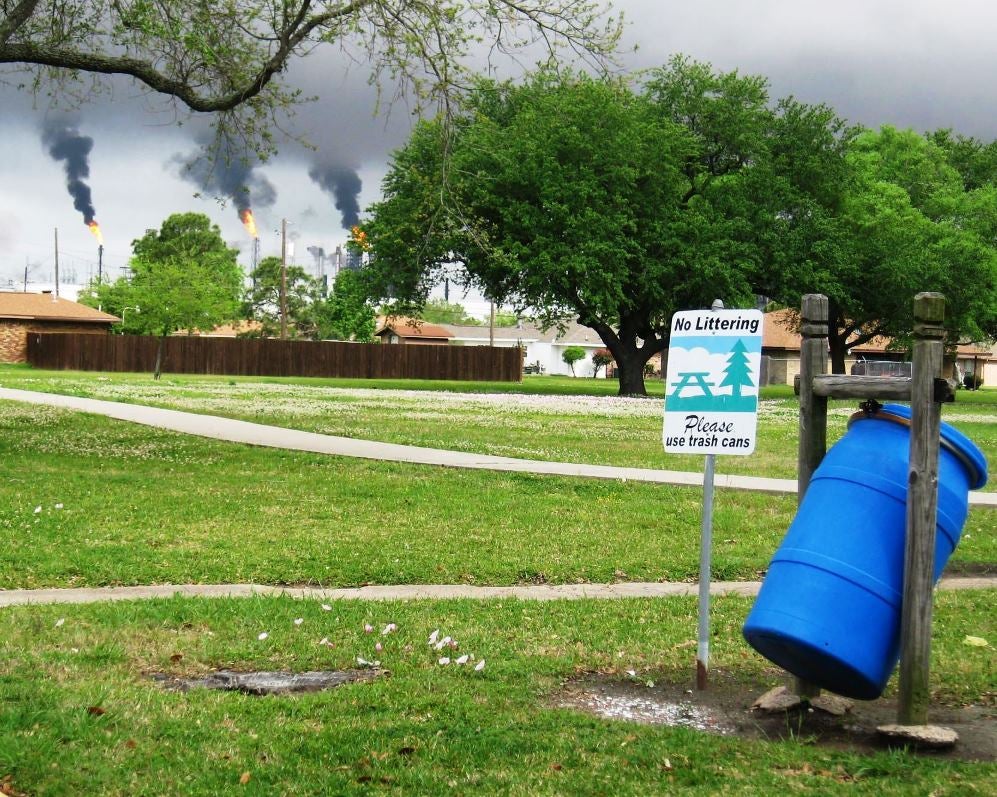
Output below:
[175,140,276,217]
[308,165,362,230]
[42,120,98,224]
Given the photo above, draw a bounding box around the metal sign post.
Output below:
[697,451,716,690]
[663,299,763,690]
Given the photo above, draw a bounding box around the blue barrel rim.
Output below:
[847,403,988,490]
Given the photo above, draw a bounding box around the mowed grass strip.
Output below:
[2,367,995,487]
[0,592,992,796]
[2,400,993,589]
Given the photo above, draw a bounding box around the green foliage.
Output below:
[243,256,322,339]
[313,269,377,342]
[367,61,777,396]
[591,348,613,377]
[764,124,997,370]
[79,212,243,339]
[561,345,586,375]
[420,299,479,325]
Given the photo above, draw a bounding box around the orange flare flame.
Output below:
[240,209,259,238]
[87,221,104,245]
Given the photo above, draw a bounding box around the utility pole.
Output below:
[489,300,495,347]
[280,218,288,340]
[53,228,60,299]
[98,244,104,284]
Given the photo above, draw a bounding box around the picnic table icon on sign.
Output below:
[668,339,758,413]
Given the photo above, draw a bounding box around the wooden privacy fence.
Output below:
[27,333,524,382]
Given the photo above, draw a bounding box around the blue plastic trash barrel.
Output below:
[743,404,988,700]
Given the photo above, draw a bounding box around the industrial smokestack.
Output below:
[308,165,362,230]
[307,245,326,278]
[41,120,98,226]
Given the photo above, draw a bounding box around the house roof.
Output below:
[0,291,119,324]
[375,318,453,340]
[187,320,264,337]
[762,310,802,351]
[762,308,995,357]
[443,320,605,346]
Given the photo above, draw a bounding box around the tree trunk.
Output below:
[153,334,165,380]
[615,352,647,396]
[828,333,848,375]
[579,312,664,397]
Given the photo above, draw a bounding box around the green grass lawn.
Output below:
[1,367,993,487]
[1,400,993,589]
[0,366,993,793]
[0,593,993,796]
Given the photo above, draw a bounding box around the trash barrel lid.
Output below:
[849,403,988,490]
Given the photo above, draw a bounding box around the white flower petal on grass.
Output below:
[381,623,397,635]
[357,656,370,667]
[963,635,989,647]
[455,654,469,665]
[257,632,269,641]
[54,503,64,510]
[428,629,440,646]
[434,636,453,651]
[626,670,637,678]
[321,604,332,612]
[318,637,330,646]
[293,618,304,626]
[54,618,65,628]
[364,624,374,634]
[33,506,41,514]
[474,660,486,672]
[438,657,451,665]
[375,642,383,652]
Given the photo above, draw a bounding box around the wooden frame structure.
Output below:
[796,292,951,726]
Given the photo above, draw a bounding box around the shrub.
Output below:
[561,345,586,376]
[591,348,613,377]
[963,372,985,390]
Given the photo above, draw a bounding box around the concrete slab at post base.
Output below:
[876,723,959,749]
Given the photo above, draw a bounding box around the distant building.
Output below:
[0,291,119,363]
[375,318,454,345]
[760,308,994,385]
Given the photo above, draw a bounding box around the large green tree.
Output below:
[314,268,376,341]
[243,256,322,339]
[763,125,997,371]
[365,61,776,394]
[1,1,621,156]
[79,212,244,378]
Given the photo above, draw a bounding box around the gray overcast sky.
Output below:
[3,0,997,291]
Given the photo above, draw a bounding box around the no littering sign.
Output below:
[663,308,763,456]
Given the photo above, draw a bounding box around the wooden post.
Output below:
[794,294,829,700]
[897,293,946,725]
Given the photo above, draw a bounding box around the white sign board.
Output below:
[662,308,764,455]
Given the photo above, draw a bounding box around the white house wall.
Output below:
[527,342,607,377]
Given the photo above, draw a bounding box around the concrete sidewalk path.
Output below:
[1,577,993,607]
[3,387,994,506]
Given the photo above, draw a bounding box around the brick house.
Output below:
[0,291,119,363]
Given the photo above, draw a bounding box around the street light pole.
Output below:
[280,218,288,340]
[120,306,140,332]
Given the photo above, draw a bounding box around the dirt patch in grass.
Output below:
[945,561,996,576]
[153,668,385,695]
[555,670,996,762]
